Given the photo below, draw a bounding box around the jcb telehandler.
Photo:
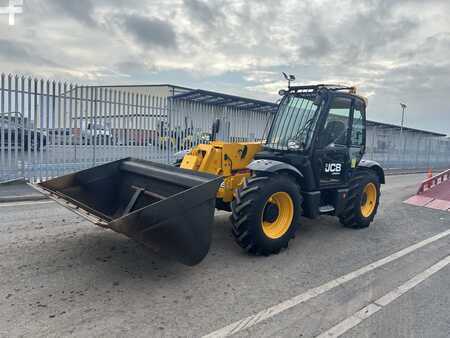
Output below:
[35,84,384,266]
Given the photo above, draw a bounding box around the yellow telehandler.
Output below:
[35,84,384,265]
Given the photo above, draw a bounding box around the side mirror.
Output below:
[357,131,363,144]
[313,95,322,106]
[288,140,302,150]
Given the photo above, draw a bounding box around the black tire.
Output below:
[216,199,231,212]
[230,174,302,255]
[339,170,380,229]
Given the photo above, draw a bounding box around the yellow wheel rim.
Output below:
[361,183,377,218]
[261,192,294,239]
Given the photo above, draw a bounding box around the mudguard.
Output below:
[358,159,385,184]
[247,159,303,179]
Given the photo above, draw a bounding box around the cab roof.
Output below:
[287,84,368,106]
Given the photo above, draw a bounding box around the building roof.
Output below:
[366,120,446,137]
[89,84,446,137]
[172,89,279,113]
[173,88,445,136]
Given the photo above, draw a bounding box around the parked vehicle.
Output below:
[84,123,114,145]
[0,115,46,151]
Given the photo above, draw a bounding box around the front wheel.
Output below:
[339,170,380,229]
[230,174,302,255]
[215,199,231,212]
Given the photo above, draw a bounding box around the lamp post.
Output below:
[400,103,407,135]
[400,102,407,168]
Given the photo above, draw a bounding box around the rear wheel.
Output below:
[339,170,380,229]
[231,174,301,255]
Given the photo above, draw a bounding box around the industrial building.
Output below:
[92,83,450,169]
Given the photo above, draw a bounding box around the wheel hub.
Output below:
[263,203,279,223]
[261,192,294,239]
[360,183,377,218]
[361,193,368,206]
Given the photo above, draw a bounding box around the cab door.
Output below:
[314,95,352,188]
[348,99,366,169]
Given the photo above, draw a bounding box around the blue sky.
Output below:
[0,0,449,134]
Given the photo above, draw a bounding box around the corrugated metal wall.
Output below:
[364,125,450,169]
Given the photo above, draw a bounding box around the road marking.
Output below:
[203,229,450,338]
[317,255,450,338]
[0,200,54,208]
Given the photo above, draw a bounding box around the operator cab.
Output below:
[234,84,383,253]
[262,85,367,191]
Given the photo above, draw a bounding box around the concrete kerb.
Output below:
[0,178,48,203]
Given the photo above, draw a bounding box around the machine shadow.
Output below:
[18,210,347,291]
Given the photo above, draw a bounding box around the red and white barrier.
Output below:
[417,169,450,195]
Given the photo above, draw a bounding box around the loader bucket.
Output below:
[37,158,222,266]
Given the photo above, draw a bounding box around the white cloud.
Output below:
[0,0,449,133]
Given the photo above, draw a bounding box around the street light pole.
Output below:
[400,102,407,168]
[400,103,407,135]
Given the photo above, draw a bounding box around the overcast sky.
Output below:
[0,0,449,134]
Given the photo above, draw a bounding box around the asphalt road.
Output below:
[0,173,449,337]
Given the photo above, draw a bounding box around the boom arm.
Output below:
[180,141,262,202]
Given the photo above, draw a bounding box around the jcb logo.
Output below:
[325,163,342,174]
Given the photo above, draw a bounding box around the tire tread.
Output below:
[230,174,301,255]
[339,170,380,229]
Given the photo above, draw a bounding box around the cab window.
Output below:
[319,96,351,147]
[351,104,365,147]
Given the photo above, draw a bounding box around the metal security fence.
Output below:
[0,75,163,182]
[171,99,270,143]
[0,74,270,182]
[1,73,449,183]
